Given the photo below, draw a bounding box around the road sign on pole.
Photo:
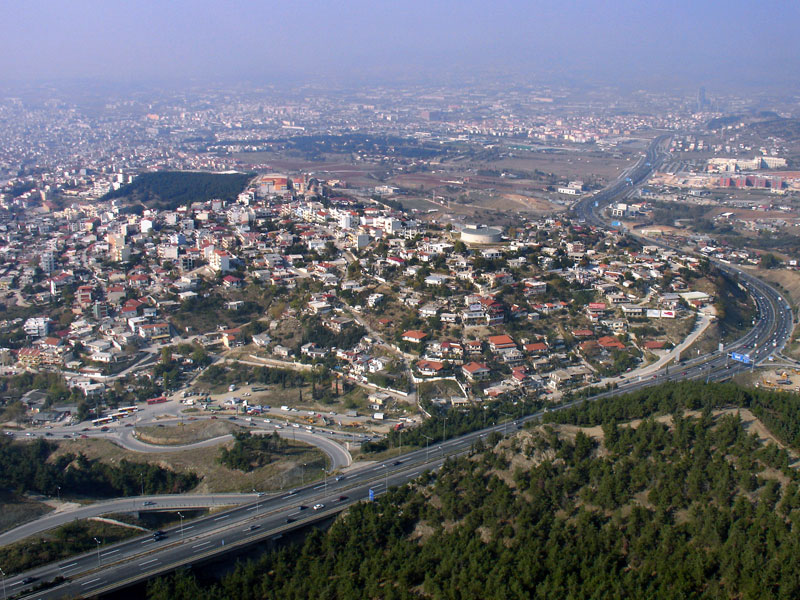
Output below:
[730,352,751,365]
[368,488,374,502]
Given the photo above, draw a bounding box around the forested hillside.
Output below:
[147,381,800,599]
[0,438,198,498]
[102,171,253,211]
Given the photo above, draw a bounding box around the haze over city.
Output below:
[3,1,800,599]
[1,0,799,88]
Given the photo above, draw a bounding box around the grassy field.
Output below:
[0,519,139,576]
[48,437,327,493]
[0,491,53,534]
[135,420,242,446]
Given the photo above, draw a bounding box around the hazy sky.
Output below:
[1,0,798,88]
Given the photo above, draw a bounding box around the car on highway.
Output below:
[297,505,307,510]
[153,530,165,541]
[337,495,348,502]
[246,524,260,531]
[335,476,344,482]
[143,501,156,506]
[21,576,36,585]
[286,517,295,523]
[312,504,324,510]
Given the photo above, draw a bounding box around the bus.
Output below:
[146,396,168,405]
[92,417,114,427]
[110,412,129,420]
[117,406,138,414]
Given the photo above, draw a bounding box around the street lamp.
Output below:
[396,428,404,456]
[442,416,449,441]
[501,412,512,436]
[56,485,61,503]
[94,538,101,566]
[177,512,184,541]
[301,463,306,486]
[322,468,327,494]
[1,566,6,600]
[421,434,432,461]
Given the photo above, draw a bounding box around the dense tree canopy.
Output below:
[0,438,198,498]
[149,382,800,599]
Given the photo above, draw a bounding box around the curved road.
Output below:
[0,493,259,547]
[5,135,795,599]
[115,424,352,469]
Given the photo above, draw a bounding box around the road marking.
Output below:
[82,578,102,586]
[214,514,230,521]
[192,541,212,549]
[141,538,155,544]
[246,505,258,511]
[313,484,325,489]
[184,525,194,530]
[60,562,78,569]
[102,549,120,556]
[139,558,159,567]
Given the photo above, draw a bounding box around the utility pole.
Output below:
[1,566,6,600]
[177,512,184,541]
[94,538,101,566]
[442,416,449,441]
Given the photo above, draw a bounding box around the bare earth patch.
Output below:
[135,420,243,446]
[49,437,326,493]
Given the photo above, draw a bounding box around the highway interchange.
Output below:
[5,135,797,599]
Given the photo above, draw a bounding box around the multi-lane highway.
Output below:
[7,135,796,600]
[573,134,794,386]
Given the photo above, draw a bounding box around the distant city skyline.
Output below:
[1,1,799,90]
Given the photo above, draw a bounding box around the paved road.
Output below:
[115,422,352,469]
[7,135,795,599]
[0,494,258,547]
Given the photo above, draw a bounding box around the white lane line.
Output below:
[141,538,155,545]
[60,561,78,569]
[313,484,325,489]
[214,514,231,521]
[102,549,120,557]
[246,506,257,511]
[192,541,212,549]
[81,578,102,586]
[184,525,194,530]
[139,558,159,567]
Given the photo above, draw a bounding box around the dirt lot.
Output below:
[417,379,465,402]
[49,437,326,493]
